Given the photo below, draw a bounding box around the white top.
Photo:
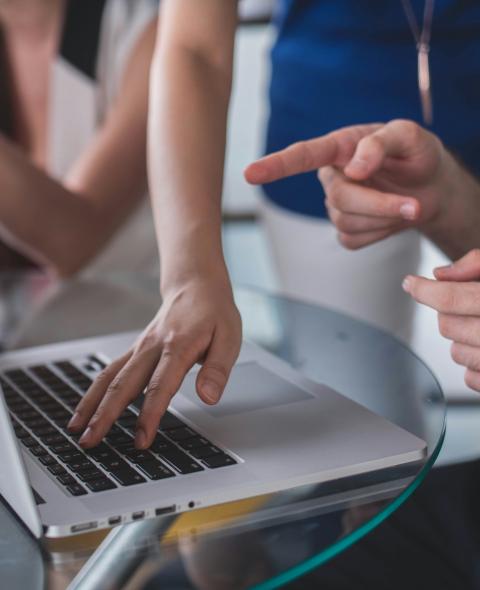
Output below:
[48,0,159,277]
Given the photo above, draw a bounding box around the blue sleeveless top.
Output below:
[264,0,480,218]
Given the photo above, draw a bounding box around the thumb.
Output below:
[196,329,239,405]
[434,249,480,282]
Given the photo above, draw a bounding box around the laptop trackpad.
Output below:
[180,362,314,417]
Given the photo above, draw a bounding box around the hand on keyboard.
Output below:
[68,281,242,450]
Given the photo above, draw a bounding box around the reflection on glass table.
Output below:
[0,272,445,590]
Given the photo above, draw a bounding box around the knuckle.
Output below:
[337,232,359,251]
[464,370,480,392]
[450,342,464,365]
[291,141,315,171]
[468,248,480,263]
[437,314,453,338]
[391,119,420,141]
[93,368,115,390]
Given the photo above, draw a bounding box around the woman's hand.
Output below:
[69,278,242,449]
[403,249,480,392]
[245,120,458,250]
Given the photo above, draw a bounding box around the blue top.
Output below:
[264,0,480,218]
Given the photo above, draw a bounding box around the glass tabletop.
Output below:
[0,271,445,590]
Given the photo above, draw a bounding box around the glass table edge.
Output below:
[249,424,447,590]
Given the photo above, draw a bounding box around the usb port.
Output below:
[108,516,122,526]
[155,505,176,516]
[131,511,145,521]
[71,521,97,533]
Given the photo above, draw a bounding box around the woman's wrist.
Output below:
[422,151,480,258]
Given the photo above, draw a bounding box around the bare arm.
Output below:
[149,0,238,290]
[0,19,157,276]
[70,1,243,450]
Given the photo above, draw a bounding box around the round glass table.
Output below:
[0,271,445,590]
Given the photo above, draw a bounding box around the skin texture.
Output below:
[0,1,156,275]
[403,250,480,392]
[246,119,480,393]
[72,0,243,450]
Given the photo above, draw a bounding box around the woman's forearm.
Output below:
[0,134,106,275]
[148,44,234,294]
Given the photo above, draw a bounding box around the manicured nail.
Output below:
[135,428,147,449]
[68,412,82,431]
[79,426,93,446]
[400,203,417,220]
[402,277,412,292]
[201,381,221,404]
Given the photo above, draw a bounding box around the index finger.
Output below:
[403,275,480,316]
[244,124,383,185]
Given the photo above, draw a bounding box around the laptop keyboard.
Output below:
[1,357,237,497]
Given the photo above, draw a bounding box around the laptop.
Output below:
[0,331,427,539]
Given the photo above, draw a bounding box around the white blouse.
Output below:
[49,0,159,277]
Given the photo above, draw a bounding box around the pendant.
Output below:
[418,42,433,126]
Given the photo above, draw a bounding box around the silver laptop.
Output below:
[0,331,427,539]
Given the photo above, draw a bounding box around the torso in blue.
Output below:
[265,0,480,218]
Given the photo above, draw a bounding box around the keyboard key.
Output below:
[106,432,134,446]
[21,437,38,448]
[32,425,58,437]
[178,437,211,451]
[13,425,29,439]
[86,478,117,492]
[136,461,175,481]
[165,427,197,442]
[30,445,46,457]
[42,434,68,446]
[50,442,77,455]
[158,449,204,475]
[159,412,184,431]
[150,434,177,454]
[201,454,237,469]
[38,454,56,466]
[109,467,146,486]
[67,458,96,473]
[67,484,87,496]
[57,451,85,463]
[77,469,105,483]
[58,474,77,486]
[48,464,67,476]
[189,445,224,460]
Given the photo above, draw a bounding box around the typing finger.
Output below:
[79,348,160,448]
[68,351,131,432]
[135,343,200,449]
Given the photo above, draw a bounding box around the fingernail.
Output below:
[68,412,81,431]
[435,264,452,272]
[201,381,221,404]
[135,428,147,449]
[79,426,93,446]
[402,277,412,292]
[400,203,417,220]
